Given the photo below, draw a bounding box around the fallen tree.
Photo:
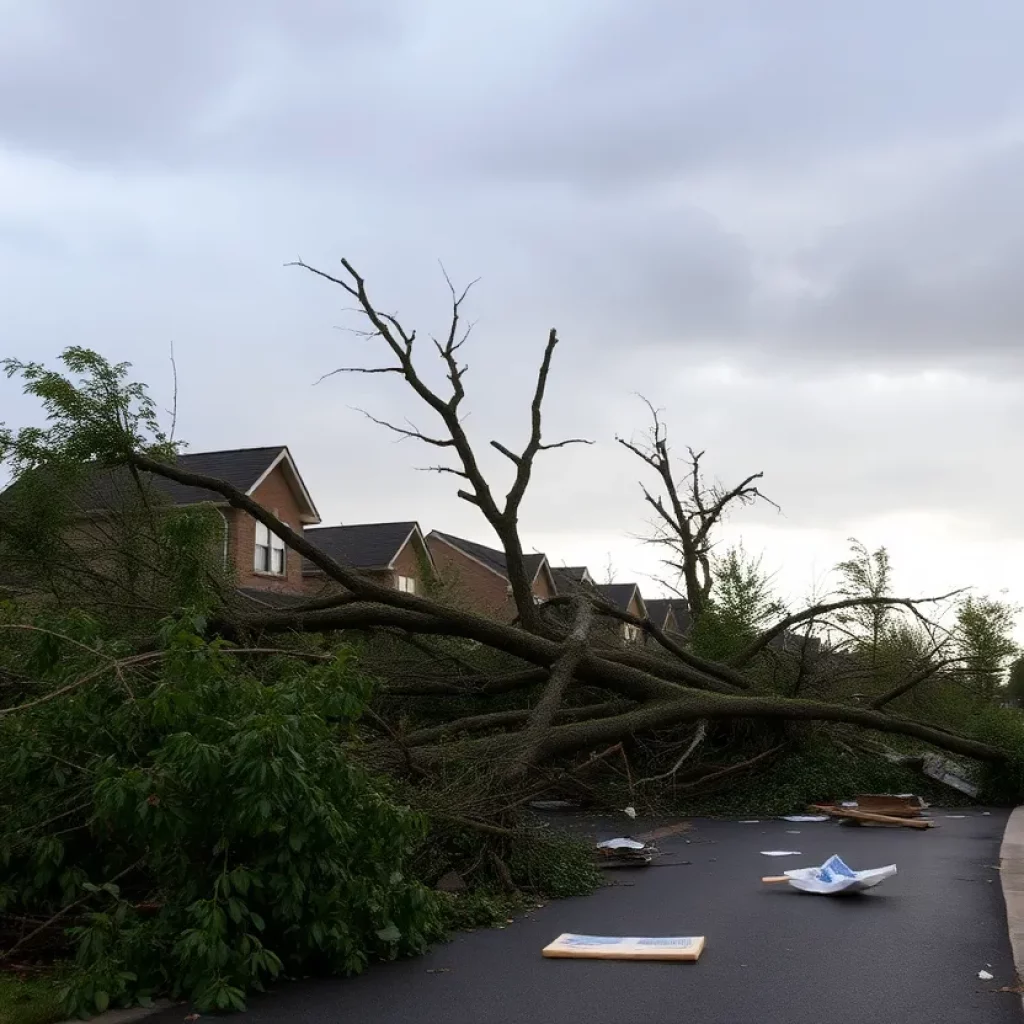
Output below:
[2,263,1023,1015]
[1,266,1018,787]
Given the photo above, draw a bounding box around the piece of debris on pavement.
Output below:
[922,753,980,798]
[854,793,926,817]
[761,853,897,895]
[542,933,706,961]
[760,850,802,856]
[623,805,637,819]
[595,837,654,868]
[781,815,829,822]
[979,970,994,980]
[810,803,934,829]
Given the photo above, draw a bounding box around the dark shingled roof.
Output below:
[645,597,693,634]
[552,566,593,594]
[595,583,641,612]
[429,531,547,582]
[303,522,419,573]
[0,446,288,511]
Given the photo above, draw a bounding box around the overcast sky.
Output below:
[3,0,1024,626]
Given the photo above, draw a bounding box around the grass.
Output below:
[0,973,64,1024]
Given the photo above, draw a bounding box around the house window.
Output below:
[622,623,642,645]
[396,575,416,594]
[254,521,286,575]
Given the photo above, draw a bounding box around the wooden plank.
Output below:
[810,804,934,829]
[854,794,923,817]
[542,934,705,961]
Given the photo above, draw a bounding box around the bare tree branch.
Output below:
[729,591,967,669]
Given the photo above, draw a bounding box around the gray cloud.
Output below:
[3,1,1024,595]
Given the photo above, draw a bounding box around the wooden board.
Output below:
[542,934,705,961]
[854,794,923,817]
[810,804,934,829]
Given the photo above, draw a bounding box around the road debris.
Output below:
[542,933,705,961]
[854,793,925,817]
[922,754,980,798]
[979,970,994,981]
[811,804,934,829]
[595,837,654,868]
[781,815,828,822]
[623,806,637,819]
[761,853,897,895]
[760,850,802,856]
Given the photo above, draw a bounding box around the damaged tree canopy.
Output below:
[1,260,1020,800]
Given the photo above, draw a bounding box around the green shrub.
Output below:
[676,735,971,818]
[0,613,443,1017]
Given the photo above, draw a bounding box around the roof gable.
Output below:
[644,597,692,633]
[552,566,594,594]
[0,446,321,524]
[596,582,647,617]
[303,521,427,574]
[429,531,549,583]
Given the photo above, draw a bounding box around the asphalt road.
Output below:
[150,810,1020,1024]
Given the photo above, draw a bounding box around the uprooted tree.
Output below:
[1,260,1022,1012]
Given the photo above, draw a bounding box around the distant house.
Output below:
[551,566,596,594]
[596,583,648,645]
[0,445,321,597]
[302,521,434,595]
[425,530,557,620]
[644,597,693,637]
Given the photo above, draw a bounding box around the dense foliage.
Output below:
[0,610,443,1016]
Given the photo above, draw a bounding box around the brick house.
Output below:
[595,583,648,645]
[551,566,596,593]
[644,597,693,637]
[0,445,322,598]
[149,446,321,596]
[425,530,557,620]
[302,521,435,595]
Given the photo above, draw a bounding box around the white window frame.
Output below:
[622,622,642,645]
[254,520,287,575]
[396,575,416,594]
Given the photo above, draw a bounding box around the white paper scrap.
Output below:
[761,850,802,857]
[774,853,897,895]
[596,838,646,851]
[978,970,994,980]
[623,806,637,819]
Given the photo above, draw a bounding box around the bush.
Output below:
[0,613,443,1017]
[674,734,973,818]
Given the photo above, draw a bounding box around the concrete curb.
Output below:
[999,806,1024,1007]
[54,999,173,1024]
